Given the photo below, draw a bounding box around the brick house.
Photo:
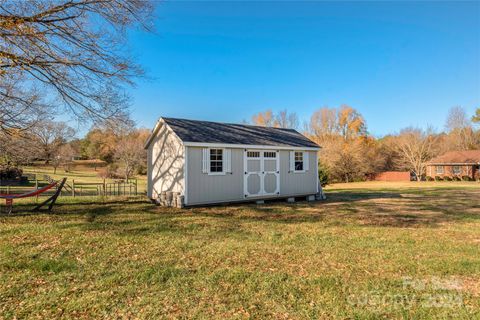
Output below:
[426,150,480,180]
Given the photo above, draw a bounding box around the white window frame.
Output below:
[435,166,444,175]
[208,148,226,175]
[293,151,305,173]
[452,165,461,175]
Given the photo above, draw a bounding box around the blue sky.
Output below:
[127,1,480,136]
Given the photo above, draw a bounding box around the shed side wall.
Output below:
[186,147,318,205]
[279,150,318,195]
[148,124,185,199]
[186,147,244,205]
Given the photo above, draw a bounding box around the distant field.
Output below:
[22,164,146,183]
[0,182,479,318]
[16,165,148,195]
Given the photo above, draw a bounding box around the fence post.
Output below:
[135,179,138,195]
[35,174,39,201]
[72,179,75,197]
[103,179,106,197]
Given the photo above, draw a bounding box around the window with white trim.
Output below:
[294,152,304,171]
[210,149,223,173]
[264,151,276,158]
[247,151,260,158]
[452,165,461,175]
[435,166,444,175]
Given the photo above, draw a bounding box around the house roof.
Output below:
[145,117,320,149]
[427,150,480,164]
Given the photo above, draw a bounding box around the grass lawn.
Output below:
[0,182,479,318]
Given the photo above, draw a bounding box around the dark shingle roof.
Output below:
[428,150,480,164]
[162,117,319,148]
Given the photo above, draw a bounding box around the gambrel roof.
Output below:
[145,117,320,149]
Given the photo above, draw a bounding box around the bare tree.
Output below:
[395,127,438,181]
[275,110,299,129]
[441,127,479,152]
[0,132,38,165]
[308,105,366,141]
[308,107,338,138]
[58,143,76,173]
[443,106,479,151]
[0,0,154,132]
[32,120,75,164]
[0,76,45,133]
[114,129,148,181]
[251,109,300,129]
[445,106,470,132]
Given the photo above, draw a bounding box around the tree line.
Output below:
[0,119,149,181]
[251,106,480,183]
[2,105,477,183]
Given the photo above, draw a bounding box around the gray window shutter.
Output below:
[202,148,209,173]
[289,151,295,172]
[224,149,232,173]
[304,152,309,171]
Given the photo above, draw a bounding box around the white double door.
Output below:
[244,150,280,198]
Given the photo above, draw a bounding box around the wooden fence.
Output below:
[0,174,139,197]
[69,180,138,197]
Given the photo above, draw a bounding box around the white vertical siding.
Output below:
[147,144,153,198]
[147,124,185,199]
[185,147,318,206]
[279,150,317,196]
[186,147,244,205]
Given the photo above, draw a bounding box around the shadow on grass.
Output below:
[324,192,404,203]
[2,189,479,232]
[185,189,480,228]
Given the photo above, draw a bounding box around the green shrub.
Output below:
[452,176,461,181]
[444,176,452,181]
[462,176,472,181]
[426,176,434,181]
[0,166,23,180]
[318,163,329,187]
[434,176,443,181]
